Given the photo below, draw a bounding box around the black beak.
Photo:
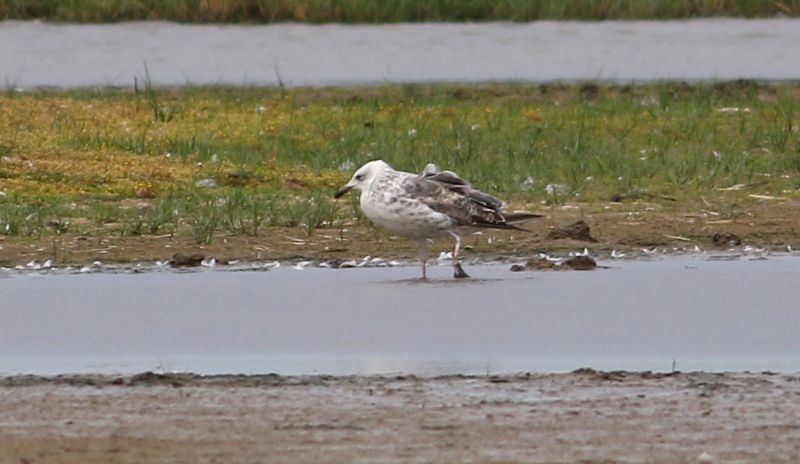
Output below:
[334,185,353,199]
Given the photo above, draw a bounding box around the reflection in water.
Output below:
[377,276,504,286]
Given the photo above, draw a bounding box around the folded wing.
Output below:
[405,164,541,230]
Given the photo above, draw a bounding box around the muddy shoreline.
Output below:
[0,368,750,387]
[4,200,800,462]
[2,370,799,463]
[2,200,799,268]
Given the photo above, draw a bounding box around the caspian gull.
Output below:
[334,160,541,278]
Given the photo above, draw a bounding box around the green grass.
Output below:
[0,0,797,23]
[0,200,72,237]
[1,82,799,244]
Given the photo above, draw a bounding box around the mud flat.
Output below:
[1,371,800,463]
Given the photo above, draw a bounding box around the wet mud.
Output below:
[2,199,800,268]
[1,371,799,463]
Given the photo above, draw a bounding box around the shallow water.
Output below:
[2,19,799,88]
[1,255,799,375]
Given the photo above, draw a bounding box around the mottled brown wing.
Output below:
[402,176,511,229]
[418,168,505,210]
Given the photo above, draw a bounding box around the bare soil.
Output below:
[2,199,799,267]
[1,371,800,463]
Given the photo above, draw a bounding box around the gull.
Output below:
[335,160,541,279]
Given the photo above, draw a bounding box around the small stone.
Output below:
[561,255,597,271]
[169,253,205,267]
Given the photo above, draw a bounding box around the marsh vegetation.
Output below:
[0,83,798,245]
[1,0,797,22]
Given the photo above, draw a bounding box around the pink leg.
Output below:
[415,240,429,280]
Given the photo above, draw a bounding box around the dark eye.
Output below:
[355,174,364,181]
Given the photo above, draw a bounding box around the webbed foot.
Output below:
[453,263,470,279]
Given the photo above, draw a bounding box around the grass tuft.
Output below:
[136,64,179,123]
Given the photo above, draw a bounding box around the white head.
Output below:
[334,160,392,198]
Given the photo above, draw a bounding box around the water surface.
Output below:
[2,255,799,375]
[2,19,799,88]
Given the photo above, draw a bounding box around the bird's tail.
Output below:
[472,212,542,232]
[504,212,544,224]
